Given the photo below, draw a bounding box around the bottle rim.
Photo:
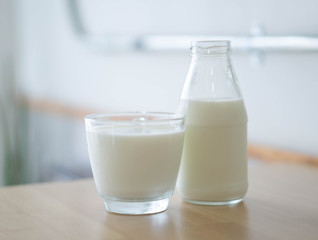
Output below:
[191,40,231,55]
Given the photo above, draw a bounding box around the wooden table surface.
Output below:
[1,162,318,240]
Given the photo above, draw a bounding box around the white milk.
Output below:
[87,126,184,200]
[178,98,248,202]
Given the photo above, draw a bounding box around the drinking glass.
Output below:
[85,112,185,215]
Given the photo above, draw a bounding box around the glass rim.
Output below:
[84,112,185,125]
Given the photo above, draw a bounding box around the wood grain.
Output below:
[17,95,98,119]
[248,144,318,166]
[1,163,318,240]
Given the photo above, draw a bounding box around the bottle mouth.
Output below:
[191,40,231,55]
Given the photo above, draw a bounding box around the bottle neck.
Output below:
[192,53,230,62]
[179,40,242,102]
[181,52,241,101]
[191,54,231,70]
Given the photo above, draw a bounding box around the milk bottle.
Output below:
[177,41,248,205]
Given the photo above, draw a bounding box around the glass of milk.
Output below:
[85,112,185,215]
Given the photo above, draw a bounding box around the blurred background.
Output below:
[0,0,317,186]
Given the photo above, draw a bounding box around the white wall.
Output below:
[80,0,318,36]
[235,53,318,155]
[16,0,318,155]
[5,0,316,184]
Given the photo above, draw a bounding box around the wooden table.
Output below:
[1,162,318,240]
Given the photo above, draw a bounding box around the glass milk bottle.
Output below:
[177,40,248,205]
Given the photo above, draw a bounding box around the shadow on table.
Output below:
[100,200,262,240]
